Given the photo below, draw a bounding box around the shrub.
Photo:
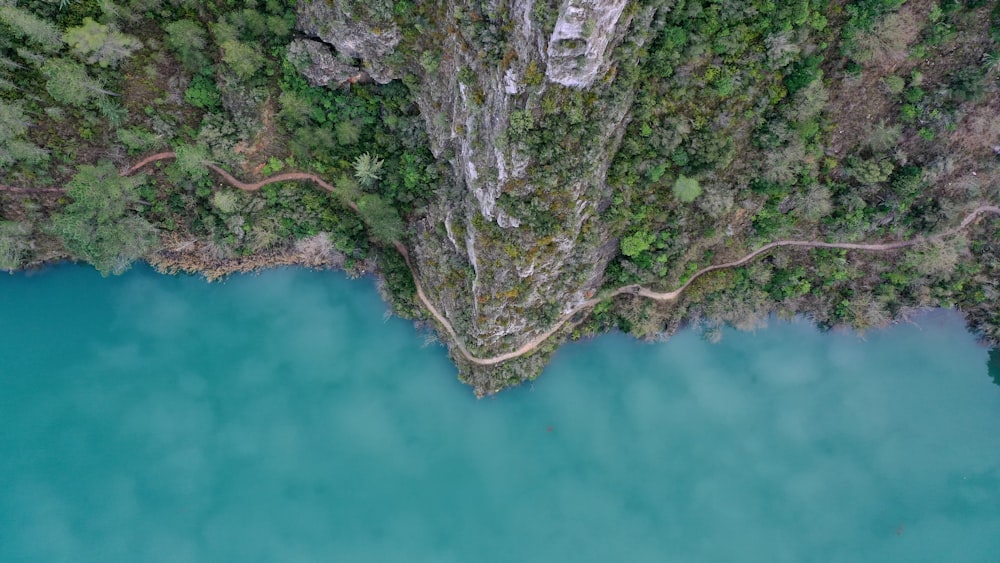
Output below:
[881,75,905,94]
[900,104,918,123]
[849,158,894,185]
[184,73,222,110]
[621,230,655,258]
[673,175,703,202]
[509,110,534,138]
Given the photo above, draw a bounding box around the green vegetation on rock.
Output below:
[0,0,998,392]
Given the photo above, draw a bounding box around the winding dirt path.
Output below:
[469,205,1000,366]
[8,152,1000,366]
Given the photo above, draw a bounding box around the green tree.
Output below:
[334,173,362,208]
[621,230,655,258]
[184,74,221,110]
[41,59,115,107]
[336,120,361,145]
[0,102,31,140]
[0,101,48,169]
[673,175,703,203]
[64,17,142,68]
[50,163,156,276]
[220,39,264,80]
[357,194,404,243]
[353,152,384,187]
[0,137,48,168]
[211,190,239,214]
[0,221,31,270]
[164,19,209,73]
[277,90,311,126]
[849,157,894,185]
[173,143,211,180]
[0,6,64,53]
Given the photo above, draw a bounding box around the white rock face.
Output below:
[295,0,655,361]
[546,0,628,87]
[286,39,362,87]
[296,1,400,84]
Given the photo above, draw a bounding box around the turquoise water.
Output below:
[2,266,999,562]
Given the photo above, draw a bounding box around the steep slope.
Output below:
[292,0,1000,394]
[296,0,663,389]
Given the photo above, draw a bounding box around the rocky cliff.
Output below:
[296,0,662,388]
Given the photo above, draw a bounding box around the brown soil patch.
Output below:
[233,97,283,176]
[148,231,353,282]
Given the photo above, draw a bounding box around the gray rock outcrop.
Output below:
[296,0,662,384]
[287,39,363,87]
[297,1,400,84]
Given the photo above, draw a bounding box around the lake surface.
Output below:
[2,265,999,562]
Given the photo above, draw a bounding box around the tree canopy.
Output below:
[164,19,209,73]
[50,163,156,276]
[673,175,703,203]
[621,230,655,258]
[353,152,384,188]
[357,194,404,244]
[41,58,110,107]
[0,6,63,53]
[0,101,47,169]
[64,18,142,68]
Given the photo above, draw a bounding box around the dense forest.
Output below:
[0,0,437,309]
[1,0,998,391]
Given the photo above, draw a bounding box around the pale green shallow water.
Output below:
[2,266,999,562]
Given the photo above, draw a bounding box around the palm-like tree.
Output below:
[353,152,384,187]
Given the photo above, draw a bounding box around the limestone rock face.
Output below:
[287,39,363,87]
[545,0,629,87]
[296,1,400,84]
[295,1,659,379]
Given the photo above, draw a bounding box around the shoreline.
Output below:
[4,153,999,382]
[7,246,997,398]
